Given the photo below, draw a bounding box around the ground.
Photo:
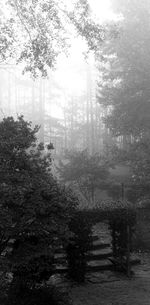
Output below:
[70,254,150,305]
[69,223,150,305]
[50,222,150,305]
[50,253,150,305]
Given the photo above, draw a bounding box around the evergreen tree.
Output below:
[97,0,150,198]
[0,116,77,289]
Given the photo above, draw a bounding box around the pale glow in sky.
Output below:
[50,0,114,119]
[89,0,115,23]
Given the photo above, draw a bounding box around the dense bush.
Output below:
[7,283,72,305]
[0,116,78,299]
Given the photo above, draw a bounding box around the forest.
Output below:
[0,0,150,304]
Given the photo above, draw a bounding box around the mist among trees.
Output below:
[0,0,150,304]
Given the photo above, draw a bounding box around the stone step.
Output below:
[86,252,113,261]
[109,257,141,266]
[87,264,114,272]
[91,235,99,242]
[53,263,114,274]
[90,243,110,251]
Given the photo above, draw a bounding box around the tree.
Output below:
[0,0,109,77]
[58,150,109,203]
[97,0,150,135]
[96,0,150,199]
[0,116,77,290]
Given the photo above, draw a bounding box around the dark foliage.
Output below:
[7,283,72,305]
[66,212,92,282]
[109,208,136,273]
[0,116,78,297]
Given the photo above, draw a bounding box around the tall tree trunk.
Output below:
[39,79,45,143]
[31,80,35,123]
[64,107,67,153]
[0,72,3,119]
[8,70,11,115]
[15,74,18,115]
[86,66,90,154]
[70,96,74,150]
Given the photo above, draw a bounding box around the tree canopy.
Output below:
[0,0,111,77]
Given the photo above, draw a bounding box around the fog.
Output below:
[0,0,117,157]
[0,48,108,157]
[1,1,150,302]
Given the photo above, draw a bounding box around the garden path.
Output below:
[70,223,150,305]
[50,222,150,305]
[70,256,150,305]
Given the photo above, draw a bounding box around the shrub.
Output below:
[7,283,72,305]
[0,116,78,296]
